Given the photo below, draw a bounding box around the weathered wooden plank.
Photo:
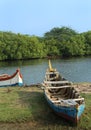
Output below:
[73,98,84,101]
[44,80,70,84]
[51,98,84,103]
[45,85,71,89]
[46,72,59,74]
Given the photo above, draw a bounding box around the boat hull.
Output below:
[44,92,85,123]
[0,69,23,87]
[43,60,85,123]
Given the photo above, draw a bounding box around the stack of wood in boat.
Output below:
[43,60,85,123]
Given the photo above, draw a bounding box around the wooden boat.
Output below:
[43,60,85,123]
[0,69,23,87]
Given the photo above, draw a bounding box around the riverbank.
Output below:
[0,84,91,130]
[27,82,91,93]
[73,82,91,93]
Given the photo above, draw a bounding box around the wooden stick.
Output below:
[51,98,84,103]
[44,80,70,84]
[46,72,59,74]
[45,85,71,89]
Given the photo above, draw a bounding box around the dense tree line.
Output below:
[0,26,91,61]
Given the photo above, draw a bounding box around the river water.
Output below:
[0,57,91,85]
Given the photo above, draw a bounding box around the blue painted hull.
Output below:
[0,83,23,87]
[43,60,85,123]
[10,82,23,87]
[45,92,85,123]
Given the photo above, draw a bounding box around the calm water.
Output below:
[0,57,91,85]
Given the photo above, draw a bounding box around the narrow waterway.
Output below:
[0,57,91,85]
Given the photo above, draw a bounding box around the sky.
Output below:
[0,0,91,36]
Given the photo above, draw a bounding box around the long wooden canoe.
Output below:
[43,60,85,123]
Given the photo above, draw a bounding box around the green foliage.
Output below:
[83,31,91,45]
[0,26,91,60]
[0,32,46,60]
[66,35,85,56]
[44,38,60,57]
[44,27,86,57]
[44,26,77,39]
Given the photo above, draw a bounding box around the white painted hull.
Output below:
[0,69,23,87]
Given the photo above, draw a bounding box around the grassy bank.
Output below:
[0,86,91,130]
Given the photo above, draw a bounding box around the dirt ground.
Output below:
[74,83,91,93]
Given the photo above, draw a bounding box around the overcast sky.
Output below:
[0,0,91,36]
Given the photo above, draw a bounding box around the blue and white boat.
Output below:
[0,69,23,87]
[43,60,85,123]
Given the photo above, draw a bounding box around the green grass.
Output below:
[0,86,91,130]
